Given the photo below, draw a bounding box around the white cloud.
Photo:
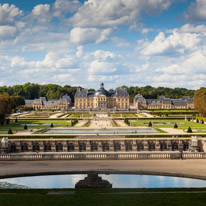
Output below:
[70,27,112,44]
[141,27,202,56]
[76,46,83,58]
[0,25,17,41]
[54,0,82,16]
[69,0,174,28]
[0,3,23,25]
[184,0,206,23]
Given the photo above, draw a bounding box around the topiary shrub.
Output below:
[15,118,18,123]
[187,118,191,121]
[202,119,204,124]
[148,121,152,127]
[8,129,13,134]
[0,119,4,125]
[187,127,192,133]
[174,123,178,128]
[50,123,54,127]
[124,118,129,126]
[6,119,10,124]
[196,119,199,123]
[24,124,28,130]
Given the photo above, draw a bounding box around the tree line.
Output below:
[194,87,206,116]
[0,83,195,104]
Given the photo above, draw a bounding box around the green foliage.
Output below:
[187,127,192,133]
[124,118,130,125]
[8,128,13,134]
[148,121,152,127]
[71,119,78,126]
[6,119,10,124]
[194,87,206,115]
[50,123,54,127]
[174,123,178,128]
[24,124,27,130]
[202,119,204,124]
[196,119,199,123]
[0,83,195,103]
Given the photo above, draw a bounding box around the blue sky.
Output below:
[0,0,206,89]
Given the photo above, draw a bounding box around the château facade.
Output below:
[25,94,71,110]
[134,94,194,109]
[75,83,129,110]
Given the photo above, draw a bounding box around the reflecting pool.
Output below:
[44,128,157,134]
[1,174,206,188]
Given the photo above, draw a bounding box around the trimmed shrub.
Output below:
[187,118,191,121]
[6,119,10,124]
[202,119,204,124]
[50,123,54,127]
[15,118,18,122]
[196,119,199,123]
[8,129,13,134]
[24,124,28,130]
[124,118,130,126]
[0,119,4,125]
[174,123,178,128]
[71,119,78,126]
[148,121,152,127]
[187,127,192,133]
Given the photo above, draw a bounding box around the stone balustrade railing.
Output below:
[0,152,206,161]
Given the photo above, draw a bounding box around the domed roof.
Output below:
[94,83,109,97]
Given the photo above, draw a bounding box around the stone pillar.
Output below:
[155,144,161,151]
[51,141,56,152]
[109,141,114,151]
[16,141,21,152]
[28,142,33,152]
[144,140,149,151]
[121,140,125,151]
[62,141,68,152]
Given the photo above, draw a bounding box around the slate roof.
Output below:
[25,100,34,106]
[75,83,129,98]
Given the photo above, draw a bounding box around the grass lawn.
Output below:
[0,188,206,206]
[131,119,206,131]
[0,120,72,132]
[110,113,136,118]
[68,114,93,118]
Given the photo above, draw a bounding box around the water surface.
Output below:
[0,174,206,188]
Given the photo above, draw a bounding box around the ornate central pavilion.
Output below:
[75,83,129,110]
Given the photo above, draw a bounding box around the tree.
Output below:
[148,121,152,127]
[194,88,206,116]
[24,124,28,130]
[187,127,192,133]
[8,129,13,134]
[50,123,54,127]
[202,119,204,124]
[15,118,18,123]
[196,119,199,123]
[174,123,178,128]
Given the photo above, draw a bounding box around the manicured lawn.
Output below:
[131,119,206,130]
[0,120,72,132]
[110,113,136,118]
[0,188,206,206]
[68,114,93,118]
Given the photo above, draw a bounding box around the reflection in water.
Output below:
[75,173,112,188]
[0,174,206,188]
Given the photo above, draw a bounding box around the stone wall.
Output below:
[1,138,204,154]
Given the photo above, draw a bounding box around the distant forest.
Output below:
[0,83,195,104]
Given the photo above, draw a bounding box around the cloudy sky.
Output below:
[0,0,206,89]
